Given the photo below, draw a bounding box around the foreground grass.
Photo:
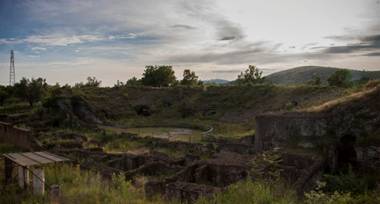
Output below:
[1,162,379,204]
[0,164,165,204]
[197,179,380,204]
[44,165,160,204]
[196,180,297,204]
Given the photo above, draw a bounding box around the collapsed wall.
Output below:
[255,113,329,151]
[0,121,38,150]
[254,84,380,172]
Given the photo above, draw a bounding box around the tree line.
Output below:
[123,65,265,87]
[0,65,366,107]
[0,65,263,107]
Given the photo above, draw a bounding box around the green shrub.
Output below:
[305,181,380,204]
[196,180,297,204]
[0,164,164,204]
[322,169,377,195]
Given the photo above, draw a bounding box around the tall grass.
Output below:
[196,180,297,204]
[0,163,164,204]
[43,164,163,204]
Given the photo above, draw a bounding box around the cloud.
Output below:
[215,19,244,41]
[322,34,380,54]
[0,34,105,46]
[109,33,138,40]
[363,52,380,56]
[220,36,237,41]
[164,41,286,65]
[211,69,241,73]
[31,47,47,51]
[26,34,107,46]
[171,24,197,30]
[179,1,245,42]
[0,33,139,46]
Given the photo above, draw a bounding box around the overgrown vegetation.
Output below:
[196,180,297,204]
[327,70,352,87]
[236,65,266,86]
[1,67,379,203]
[141,65,177,87]
[0,163,164,204]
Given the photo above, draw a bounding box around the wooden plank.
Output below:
[22,152,52,164]
[3,151,69,167]
[35,152,68,162]
[4,153,39,166]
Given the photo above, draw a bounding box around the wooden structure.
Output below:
[3,151,69,195]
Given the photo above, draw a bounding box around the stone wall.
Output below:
[254,113,329,152]
[0,121,37,150]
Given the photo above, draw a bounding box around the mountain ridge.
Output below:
[265,66,380,85]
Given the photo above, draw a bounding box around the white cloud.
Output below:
[0,33,139,46]
[31,47,47,51]
[0,34,104,46]
[25,34,104,46]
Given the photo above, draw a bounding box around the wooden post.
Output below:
[49,185,61,204]
[17,166,30,189]
[18,166,25,188]
[32,168,45,195]
[4,158,13,184]
[24,167,30,188]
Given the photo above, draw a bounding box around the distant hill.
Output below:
[266,66,380,85]
[202,79,230,85]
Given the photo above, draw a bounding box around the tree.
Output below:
[308,74,321,86]
[327,70,352,87]
[126,77,142,87]
[14,77,47,107]
[180,69,199,86]
[236,65,264,85]
[85,76,101,87]
[0,86,10,106]
[47,83,63,97]
[141,65,176,87]
[114,80,125,88]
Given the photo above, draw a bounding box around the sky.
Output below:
[0,0,380,86]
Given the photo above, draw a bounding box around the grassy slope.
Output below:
[78,85,347,124]
[67,85,348,140]
[266,66,380,85]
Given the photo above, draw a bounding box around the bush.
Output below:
[327,70,352,87]
[305,181,380,204]
[141,65,177,87]
[236,65,265,86]
[196,180,297,204]
[322,169,377,195]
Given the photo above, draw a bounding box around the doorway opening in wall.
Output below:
[336,133,357,172]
